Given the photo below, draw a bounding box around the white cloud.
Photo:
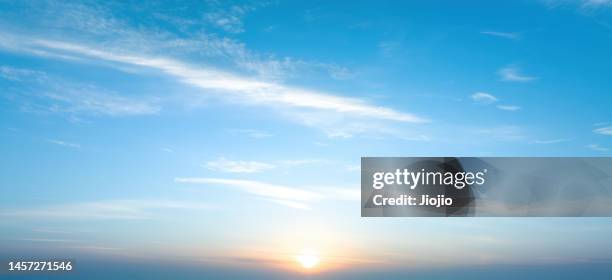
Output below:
[174,177,324,209]
[47,139,81,149]
[324,64,356,80]
[532,138,572,144]
[0,66,47,81]
[0,33,429,139]
[471,93,522,112]
[1,199,212,220]
[582,0,612,7]
[205,158,275,173]
[498,66,537,82]
[176,177,323,200]
[378,41,400,57]
[15,238,75,243]
[588,144,609,152]
[205,13,246,34]
[594,126,612,135]
[174,177,362,210]
[496,105,521,111]
[7,37,425,124]
[471,92,498,104]
[204,3,263,33]
[40,85,160,116]
[542,0,612,9]
[1,65,160,118]
[481,31,520,40]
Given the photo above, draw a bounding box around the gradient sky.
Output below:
[1,0,612,279]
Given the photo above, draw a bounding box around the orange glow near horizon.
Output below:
[295,249,320,269]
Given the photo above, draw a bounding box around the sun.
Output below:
[295,249,320,269]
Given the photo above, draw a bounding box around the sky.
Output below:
[1,0,612,279]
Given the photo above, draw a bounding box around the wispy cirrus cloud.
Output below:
[594,126,612,135]
[1,36,424,123]
[175,177,360,211]
[0,66,47,81]
[496,105,521,111]
[175,177,324,210]
[588,144,609,152]
[0,1,426,138]
[0,199,213,220]
[481,31,520,40]
[544,0,612,8]
[471,92,498,104]
[378,41,401,58]
[471,93,520,112]
[203,2,265,34]
[205,157,276,173]
[532,138,572,144]
[47,139,81,149]
[0,0,348,83]
[1,65,160,118]
[175,177,323,201]
[0,33,428,140]
[498,66,537,82]
[41,85,160,117]
[582,0,612,8]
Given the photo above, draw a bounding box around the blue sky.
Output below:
[1,0,612,279]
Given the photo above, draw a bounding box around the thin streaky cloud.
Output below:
[0,34,426,124]
[588,144,609,152]
[174,177,324,202]
[44,86,160,117]
[1,199,213,220]
[594,126,612,135]
[496,105,521,111]
[471,92,498,104]
[378,41,401,58]
[582,0,612,8]
[47,139,81,149]
[532,138,572,144]
[32,228,75,234]
[205,157,275,173]
[4,69,160,117]
[15,238,75,243]
[69,246,123,252]
[0,66,47,81]
[481,31,520,40]
[203,2,264,34]
[498,66,537,82]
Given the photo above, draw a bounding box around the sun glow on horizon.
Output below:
[295,249,320,269]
